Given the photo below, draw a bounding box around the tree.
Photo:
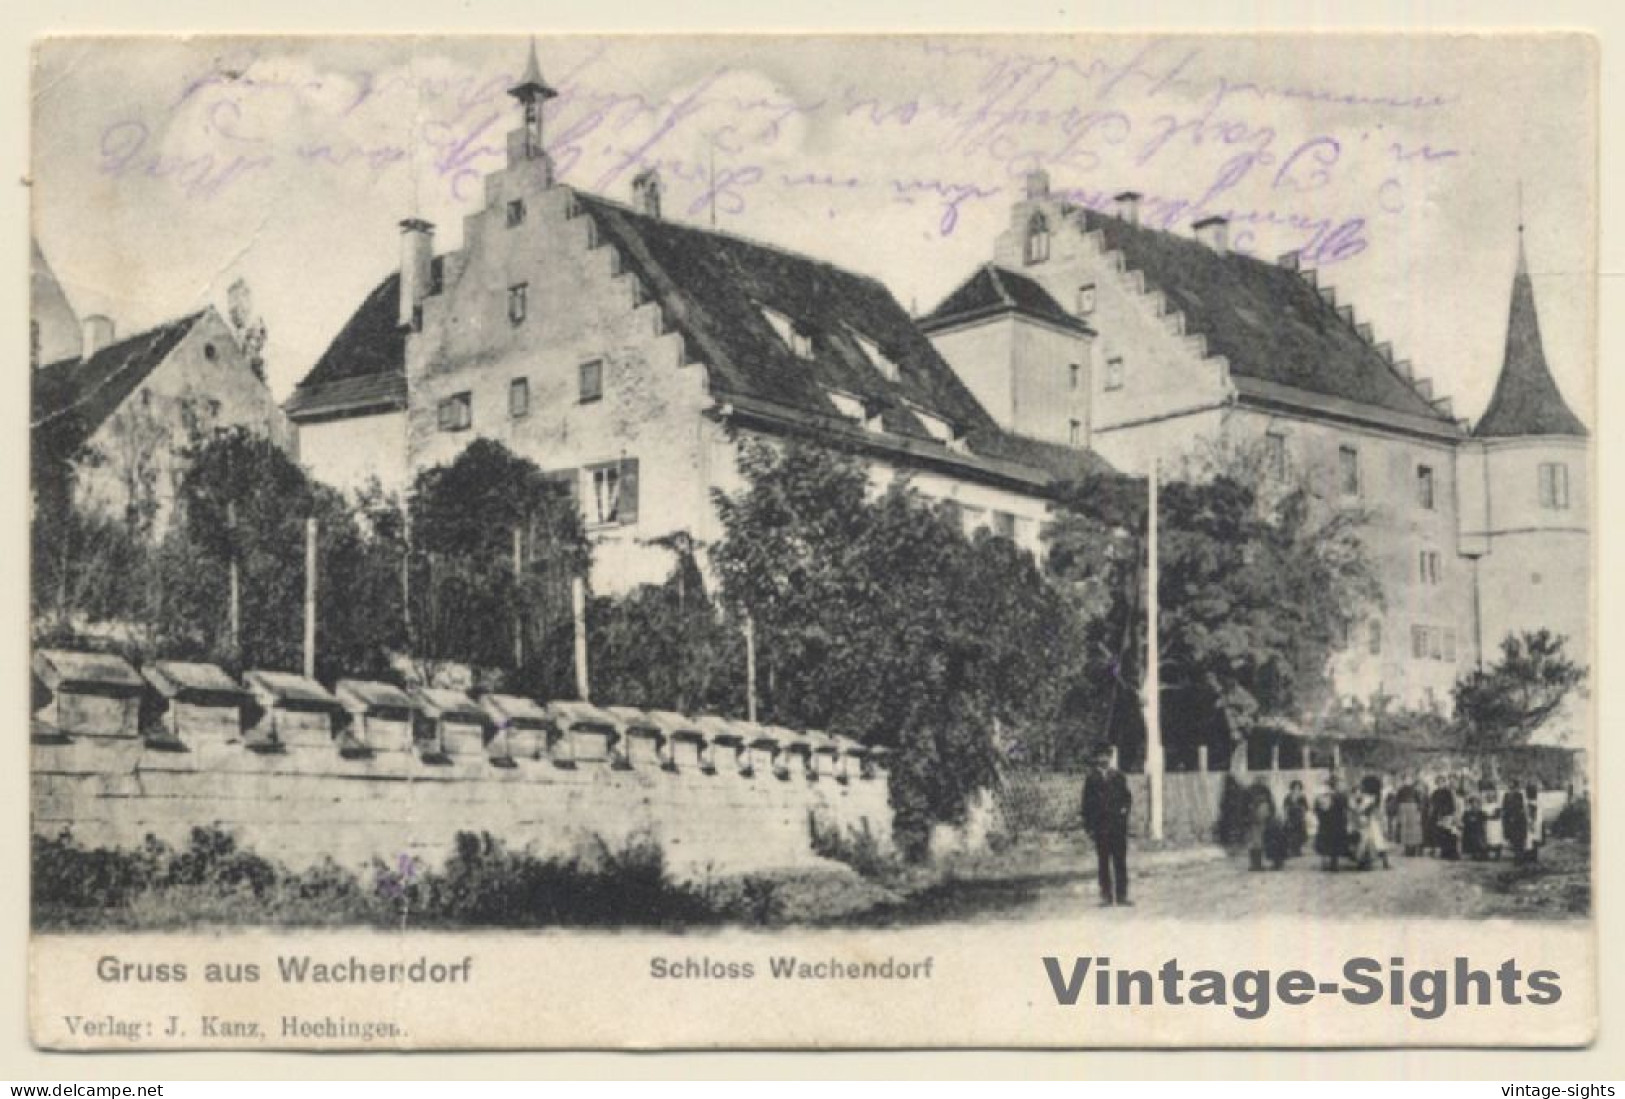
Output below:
[179,428,404,679]
[406,439,590,687]
[711,437,1088,855]
[1453,630,1588,753]
[1044,460,1379,768]
[587,535,745,715]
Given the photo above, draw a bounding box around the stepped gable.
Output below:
[1073,205,1455,426]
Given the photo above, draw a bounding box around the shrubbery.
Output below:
[1549,794,1591,846]
[32,826,755,930]
[808,814,898,879]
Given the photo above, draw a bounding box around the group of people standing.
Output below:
[1391,774,1544,863]
[1244,771,1546,872]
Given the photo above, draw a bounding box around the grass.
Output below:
[33,827,762,931]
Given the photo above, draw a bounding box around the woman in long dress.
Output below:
[1395,778,1425,856]
[1246,779,1283,871]
[1462,796,1489,860]
[1525,783,1543,859]
[1350,776,1391,870]
[1480,782,1504,858]
[1428,776,1460,860]
[1282,780,1310,857]
[1503,781,1530,863]
[1315,774,1350,871]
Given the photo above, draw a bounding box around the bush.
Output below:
[411,830,722,928]
[31,826,737,930]
[32,830,169,916]
[1549,794,1591,845]
[808,814,898,879]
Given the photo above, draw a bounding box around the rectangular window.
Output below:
[1077,284,1096,315]
[584,459,638,526]
[1338,445,1361,497]
[992,511,1017,540]
[508,283,528,325]
[509,377,530,419]
[1068,419,1082,446]
[578,359,604,404]
[1428,628,1443,661]
[1538,462,1570,510]
[1411,625,1428,660]
[506,199,526,227]
[1416,464,1435,510]
[1104,356,1124,391]
[1443,629,1457,662]
[437,392,472,432]
[1265,432,1287,479]
[1419,550,1441,585]
[1368,619,1382,655]
[1068,363,1081,392]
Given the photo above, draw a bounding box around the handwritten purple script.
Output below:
[91,39,1465,267]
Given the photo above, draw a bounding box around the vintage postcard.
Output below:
[27,33,1596,1049]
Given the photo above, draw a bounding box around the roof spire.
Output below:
[1472,220,1587,438]
[508,37,557,103]
[1516,180,1528,276]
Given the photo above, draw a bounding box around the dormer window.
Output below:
[852,330,902,382]
[909,404,955,444]
[1024,213,1050,265]
[762,305,813,359]
[827,390,866,422]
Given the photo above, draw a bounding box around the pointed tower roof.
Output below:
[1473,229,1588,438]
[507,37,557,102]
[917,263,1092,336]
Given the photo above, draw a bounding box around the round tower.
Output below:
[1461,226,1589,742]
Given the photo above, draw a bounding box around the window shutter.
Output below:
[618,458,639,524]
[546,468,580,515]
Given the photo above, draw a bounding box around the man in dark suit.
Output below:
[1081,744,1134,906]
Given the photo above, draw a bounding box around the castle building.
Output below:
[922,172,1589,740]
[31,240,292,530]
[284,43,1106,592]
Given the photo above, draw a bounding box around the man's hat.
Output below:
[1090,743,1115,763]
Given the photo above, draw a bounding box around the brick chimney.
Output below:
[1024,168,1050,200]
[398,218,435,330]
[632,168,663,218]
[81,315,115,358]
[1113,191,1142,226]
[1192,215,1229,254]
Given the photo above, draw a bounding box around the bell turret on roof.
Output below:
[507,37,558,103]
[1473,228,1588,438]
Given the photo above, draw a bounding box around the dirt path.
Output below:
[1034,838,1591,922]
[843,836,1590,926]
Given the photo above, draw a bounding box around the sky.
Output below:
[30,34,1596,424]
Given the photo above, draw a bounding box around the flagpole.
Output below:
[1144,457,1165,842]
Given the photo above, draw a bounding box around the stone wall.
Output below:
[30,656,893,879]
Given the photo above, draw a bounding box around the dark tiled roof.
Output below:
[1073,207,1456,427]
[919,263,1093,335]
[31,312,206,453]
[284,372,408,420]
[289,188,1123,493]
[965,427,1116,484]
[1473,243,1587,438]
[575,193,999,444]
[285,260,441,421]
